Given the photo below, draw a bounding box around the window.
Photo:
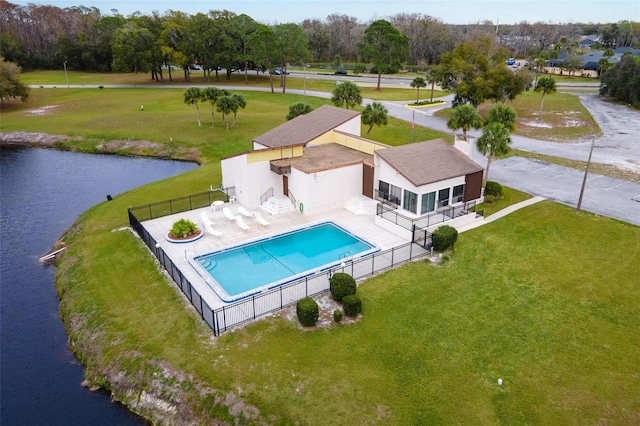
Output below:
[378,181,401,205]
[453,184,465,203]
[438,188,450,208]
[421,192,436,214]
[403,190,418,213]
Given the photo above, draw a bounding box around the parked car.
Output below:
[506,58,516,66]
[334,69,348,75]
[270,67,289,75]
[189,64,201,70]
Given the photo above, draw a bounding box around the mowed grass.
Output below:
[60,172,640,424]
[1,79,449,163]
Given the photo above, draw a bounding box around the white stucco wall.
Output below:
[289,164,363,215]
[334,115,361,137]
[253,142,269,150]
[221,155,282,209]
[453,135,489,169]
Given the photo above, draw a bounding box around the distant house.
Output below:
[546,47,640,72]
[221,105,485,234]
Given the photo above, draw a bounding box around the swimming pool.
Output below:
[192,222,377,302]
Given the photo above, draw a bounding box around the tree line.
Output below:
[2,1,638,74]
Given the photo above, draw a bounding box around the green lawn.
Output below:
[59,171,640,424]
[7,71,640,424]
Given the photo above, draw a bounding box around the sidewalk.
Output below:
[456,196,546,233]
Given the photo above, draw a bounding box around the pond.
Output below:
[0,147,197,424]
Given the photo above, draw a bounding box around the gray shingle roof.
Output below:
[253,105,360,149]
[376,139,483,187]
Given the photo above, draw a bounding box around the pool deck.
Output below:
[141,202,408,310]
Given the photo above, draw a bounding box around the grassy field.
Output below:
[59,168,640,424]
[7,71,639,424]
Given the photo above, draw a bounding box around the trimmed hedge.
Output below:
[485,181,503,197]
[330,273,356,302]
[333,309,343,323]
[432,225,458,251]
[296,297,319,327]
[342,295,362,317]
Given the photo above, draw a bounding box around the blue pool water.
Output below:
[195,222,375,301]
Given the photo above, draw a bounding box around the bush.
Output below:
[369,66,378,74]
[333,309,343,323]
[330,272,356,301]
[170,218,198,238]
[352,64,367,74]
[432,225,458,251]
[342,295,362,317]
[296,297,319,327]
[483,194,497,204]
[485,181,503,197]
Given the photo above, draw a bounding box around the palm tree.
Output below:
[184,87,203,127]
[286,102,313,120]
[446,104,483,139]
[477,122,512,185]
[201,87,229,127]
[534,76,557,113]
[410,77,426,103]
[330,81,362,110]
[230,93,247,127]
[425,68,440,103]
[361,102,389,136]
[485,103,516,132]
[215,95,234,130]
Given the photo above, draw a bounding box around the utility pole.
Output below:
[576,134,599,214]
[63,61,69,88]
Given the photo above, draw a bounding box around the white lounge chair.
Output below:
[236,215,250,231]
[223,207,236,221]
[253,211,270,227]
[200,211,214,226]
[204,221,222,237]
[237,206,254,218]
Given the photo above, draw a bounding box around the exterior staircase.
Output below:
[344,195,379,215]
[261,195,296,215]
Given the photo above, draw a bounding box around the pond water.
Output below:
[0,147,197,425]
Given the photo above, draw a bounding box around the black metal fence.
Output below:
[376,200,481,232]
[127,191,434,336]
[129,187,234,221]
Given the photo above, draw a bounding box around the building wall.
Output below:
[335,115,361,136]
[374,155,468,215]
[308,130,386,156]
[221,154,281,209]
[454,135,488,169]
[289,163,363,215]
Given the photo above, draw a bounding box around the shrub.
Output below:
[330,272,356,301]
[352,64,367,74]
[296,297,319,327]
[170,218,198,238]
[485,181,503,197]
[484,194,497,204]
[369,66,378,74]
[342,295,362,317]
[333,309,343,323]
[432,225,458,251]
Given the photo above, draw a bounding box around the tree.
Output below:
[425,68,440,103]
[362,102,389,136]
[201,87,229,127]
[358,20,409,90]
[410,77,426,103]
[215,95,234,130]
[286,102,313,120]
[273,23,310,94]
[446,104,483,139]
[534,76,557,113]
[249,24,278,91]
[111,21,155,73]
[485,103,517,132]
[184,87,203,127]
[0,57,29,102]
[230,93,247,127]
[600,53,640,107]
[331,81,362,109]
[562,54,583,77]
[476,122,512,185]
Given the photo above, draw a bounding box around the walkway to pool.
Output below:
[141,201,409,310]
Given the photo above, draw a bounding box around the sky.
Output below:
[12,0,640,25]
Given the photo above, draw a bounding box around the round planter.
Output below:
[166,229,203,244]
